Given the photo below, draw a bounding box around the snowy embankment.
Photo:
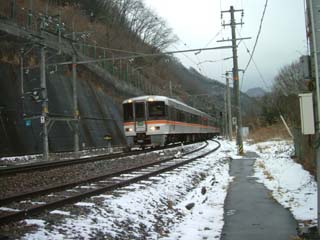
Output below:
[22,140,236,240]
[251,140,317,227]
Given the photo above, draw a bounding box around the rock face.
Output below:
[0,63,126,156]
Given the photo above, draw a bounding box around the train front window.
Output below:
[123,103,133,122]
[148,101,166,119]
[135,102,145,120]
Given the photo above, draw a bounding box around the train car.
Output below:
[122,95,220,148]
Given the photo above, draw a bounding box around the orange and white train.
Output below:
[122,95,220,148]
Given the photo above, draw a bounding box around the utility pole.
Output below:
[220,6,249,154]
[20,49,24,100]
[72,32,80,153]
[40,46,49,160]
[226,72,233,141]
[28,0,33,28]
[307,0,320,234]
[224,94,228,138]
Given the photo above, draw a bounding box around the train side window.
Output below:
[196,115,200,124]
[169,107,176,121]
[203,117,208,125]
[186,112,191,123]
[180,110,185,122]
[168,106,172,120]
[148,101,166,119]
[123,103,133,122]
[165,105,169,118]
[173,108,177,121]
[177,110,183,122]
[191,114,196,123]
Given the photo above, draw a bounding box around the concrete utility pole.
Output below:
[20,50,24,99]
[72,33,80,153]
[224,94,228,138]
[40,46,49,161]
[307,0,320,234]
[230,6,243,154]
[226,72,233,141]
[220,6,249,154]
[72,53,80,152]
[28,0,33,28]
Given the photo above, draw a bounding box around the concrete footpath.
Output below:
[221,153,298,240]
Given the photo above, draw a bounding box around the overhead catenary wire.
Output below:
[173,42,207,75]
[239,30,290,135]
[243,0,268,74]
[202,29,223,49]
[239,37,271,91]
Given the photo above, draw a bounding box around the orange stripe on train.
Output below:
[124,120,218,130]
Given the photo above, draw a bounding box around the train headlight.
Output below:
[128,99,132,103]
[126,128,133,132]
[148,97,154,102]
[150,126,160,131]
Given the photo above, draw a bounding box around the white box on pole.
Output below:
[299,93,315,135]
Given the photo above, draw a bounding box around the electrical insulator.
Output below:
[30,88,45,103]
[31,91,40,101]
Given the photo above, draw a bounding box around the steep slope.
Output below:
[0,63,127,156]
[0,1,258,156]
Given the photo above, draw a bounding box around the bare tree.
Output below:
[272,60,306,96]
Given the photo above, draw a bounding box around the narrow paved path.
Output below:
[221,153,297,240]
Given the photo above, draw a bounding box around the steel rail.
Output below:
[0,142,187,176]
[0,140,220,225]
[0,142,205,205]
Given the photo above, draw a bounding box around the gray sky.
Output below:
[144,0,307,92]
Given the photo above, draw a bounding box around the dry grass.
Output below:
[290,236,305,240]
[263,170,274,181]
[257,160,265,169]
[249,123,291,143]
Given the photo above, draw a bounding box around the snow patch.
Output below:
[252,140,317,226]
[50,210,71,216]
[23,140,235,240]
[74,202,96,207]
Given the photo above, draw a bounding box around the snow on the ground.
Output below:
[15,138,316,238]
[0,207,20,212]
[22,140,236,240]
[74,202,96,207]
[50,210,71,216]
[251,140,317,226]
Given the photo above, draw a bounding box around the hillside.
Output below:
[0,0,258,156]
[246,87,266,98]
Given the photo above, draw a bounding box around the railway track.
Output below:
[0,140,220,226]
[0,142,186,176]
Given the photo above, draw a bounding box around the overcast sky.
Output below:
[144,0,307,92]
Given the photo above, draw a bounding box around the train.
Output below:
[122,95,220,148]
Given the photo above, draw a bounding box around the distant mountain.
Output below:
[246,87,266,98]
[167,65,258,117]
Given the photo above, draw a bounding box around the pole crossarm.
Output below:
[217,37,251,43]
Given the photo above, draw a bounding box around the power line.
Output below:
[172,43,207,75]
[240,32,285,123]
[240,38,271,91]
[243,0,268,73]
[25,45,232,69]
[203,29,223,48]
[174,29,224,77]
[197,56,233,65]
